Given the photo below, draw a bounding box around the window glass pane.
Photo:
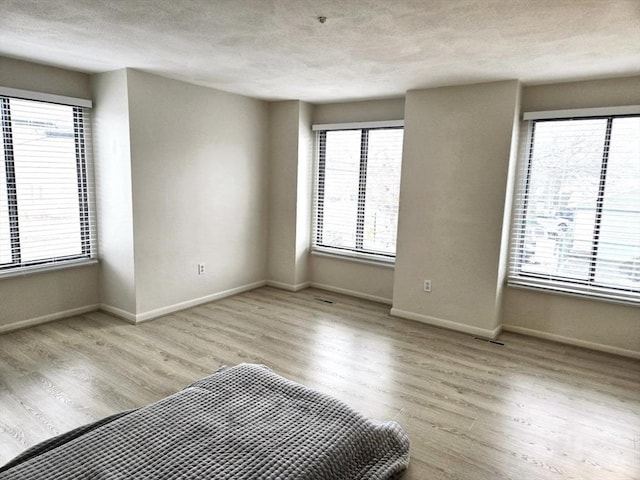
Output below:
[10,99,82,262]
[594,117,640,287]
[521,119,606,280]
[0,135,10,265]
[321,130,360,249]
[363,128,403,254]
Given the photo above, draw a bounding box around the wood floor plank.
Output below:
[0,286,638,480]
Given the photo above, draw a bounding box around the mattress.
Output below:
[0,363,410,479]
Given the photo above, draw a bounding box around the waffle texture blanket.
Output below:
[0,363,410,479]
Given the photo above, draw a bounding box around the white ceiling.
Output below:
[1,0,639,103]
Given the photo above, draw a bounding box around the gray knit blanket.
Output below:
[0,363,410,479]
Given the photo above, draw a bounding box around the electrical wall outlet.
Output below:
[198,263,205,275]
[423,279,431,292]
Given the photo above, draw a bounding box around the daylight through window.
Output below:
[0,94,95,274]
[509,112,640,304]
[313,123,404,261]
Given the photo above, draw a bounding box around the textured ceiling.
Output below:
[1,0,639,102]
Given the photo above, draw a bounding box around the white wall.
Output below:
[267,100,313,290]
[521,76,640,111]
[125,70,270,316]
[502,76,640,356]
[311,257,396,304]
[268,101,303,287]
[295,102,313,286]
[392,81,520,337]
[91,69,136,315]
[0,57,99,330]
[308,79,638,356]
[1,60,271,326]
[313,97,405,125]
[1,56,636,357]
[309,97,405,302]
[0,56,91,99]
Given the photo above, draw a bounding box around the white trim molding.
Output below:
[1,281,270,331]
[0,86,92,108]
[105,280,268,324]
[312,282,392,305]
[265,280,395,305]
[0,304,100,334]
[266,280,311,292]
[502,324,640,360]
[523,104,640,121]
[390,308,502,339]
[311,248,395,268]
[312,119,403,131]
[0,258,98,280]
[99,304,137,324]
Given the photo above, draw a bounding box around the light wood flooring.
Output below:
[0,287,639,479]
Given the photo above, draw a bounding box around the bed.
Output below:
[0,363,410,479]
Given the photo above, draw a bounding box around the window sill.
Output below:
[311,248,395,268]
[507,277,639,307]
[0,258,99,280]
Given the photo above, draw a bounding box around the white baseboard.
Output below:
[266,280,311,292]
[390,308,502,339]
[310,282,393,305]
[99,303,137,324]
[502,324,640,359]
[0,304,101,334]
[2,281,270,331]
[129,280,268,324]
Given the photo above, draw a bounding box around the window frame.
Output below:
[0,87,96,278]
[312,120,404,264]
[508,106,640,305]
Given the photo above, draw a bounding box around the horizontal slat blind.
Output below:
[509,114,640,304]
[313,125,403,259]
[0,96,96,274]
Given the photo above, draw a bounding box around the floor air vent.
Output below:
[314,297,335,304]
[473,336,505,346]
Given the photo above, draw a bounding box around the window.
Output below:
[312,121,404,261]
[509,108,640,304]
[0,91,96,275]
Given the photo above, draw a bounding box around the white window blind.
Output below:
[313,124,404,260]
[509,113,640,304]
[0,95,96,275]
